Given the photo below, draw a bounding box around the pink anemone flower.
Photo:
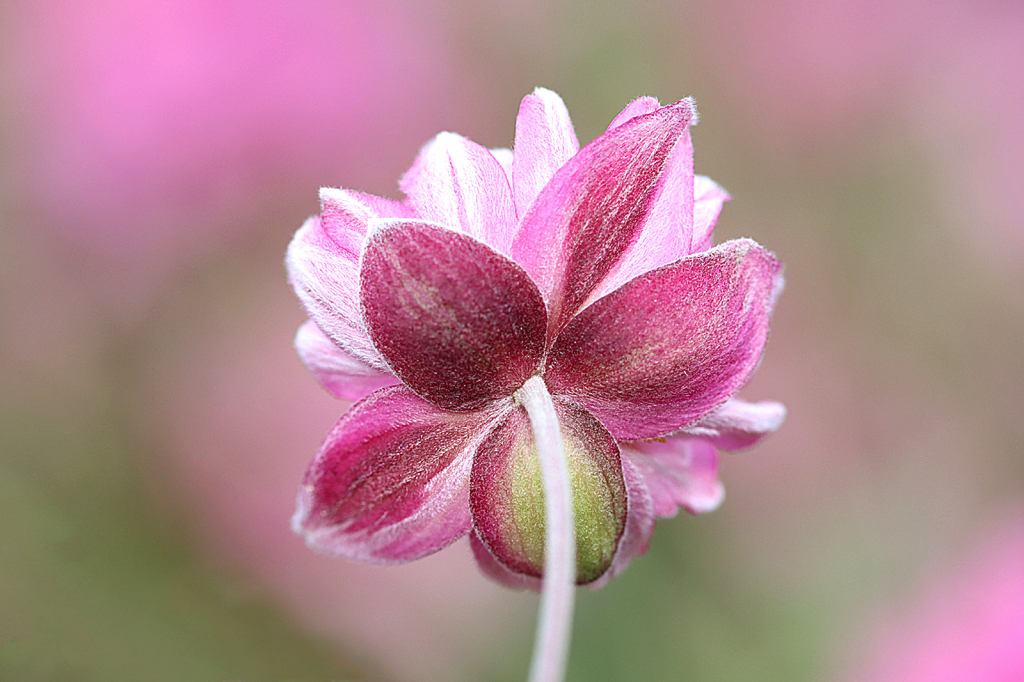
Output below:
[286,88,783,680]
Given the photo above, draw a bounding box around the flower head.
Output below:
[287,88,784,588]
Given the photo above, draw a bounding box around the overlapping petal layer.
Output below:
[361,220,547,411]
[399,132,518,253]
[286,188,411,369]
[289,88,785,594]
[294,320,398,401]
[294,386,504,562]
[470,398,626,584]
[511,87,580,220]
[621,436,724,517]
[510,98,699,336]
[546,239,782,439]
[680,398,787,450]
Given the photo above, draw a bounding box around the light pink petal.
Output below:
[294,320,399,401]
[545,239,783,440]
[606,96,661,131]
[320,186,415,227]
[620,436,724,517]
[292,386,505,563]
[286,212,382,368]
[691,175,731,254]
[679,398,786,450]
[510,98,699,336]
[587,453,655,589]
[399,132,518,253]
[360,220,546,411]
[511,87,580,219]
[470,399,627,585]
[286,188,413,369]
[490,147,513,180]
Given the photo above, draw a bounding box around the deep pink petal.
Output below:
[586,453,655,589]
[545,239,783,439]
[293,386,506,563]
[606,96,661,131]
[511,87,580,220]
[399,132,518,253]
[583,114,697,307]
[691,175,731,254]
[620,436,724,517]
[679,398,786,450]
[470,529,541,590]
[470,399,627,585]
[360,220,547,411]
[294,320,399,401]
[510,98,699,336]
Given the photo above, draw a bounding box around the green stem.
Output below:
[515,375,576,682]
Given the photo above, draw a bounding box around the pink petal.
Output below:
[586,453,655,589]
[510,98,699,336]
[294,320,399,401]
[511,87,580,220]
[360,220,547,411]
[545,238,783,440]
[620,436,724,517]
[490,147,514,180]
[293,386,506,563]
[399,131,518,253]
[679,398,786,450]
[583,107,697,307]
[286,213,381,368]
[691,175,731,254]
[470,399,627,585]
[606,96,661,131]
[286,188,411,369]
[470,529,541,590]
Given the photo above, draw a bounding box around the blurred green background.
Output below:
[3,1,1023,681]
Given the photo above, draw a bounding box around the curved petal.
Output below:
[606,96,661,131]
[399,131,518,253]
[294,320,399,401]
[586,453,655,589]
[509,98,699,336]
[691,175,731,254]
[620,436,724,517]
[360,220,547,411]
[470,529,541,590]
[679,398,786,450]
[286,213,383,368]
[545,238,783,439]
[511,87,580,220]
[490,147,513,180]
[286,188,411,369]
[292,386,506,563]
[470,399,627,585]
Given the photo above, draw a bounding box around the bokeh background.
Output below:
[2,1,1023,680]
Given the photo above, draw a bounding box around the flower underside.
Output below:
[287,87,785,588]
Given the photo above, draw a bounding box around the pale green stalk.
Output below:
[515,375,576,682]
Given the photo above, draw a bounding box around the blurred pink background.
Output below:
[2,1,1022,681]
